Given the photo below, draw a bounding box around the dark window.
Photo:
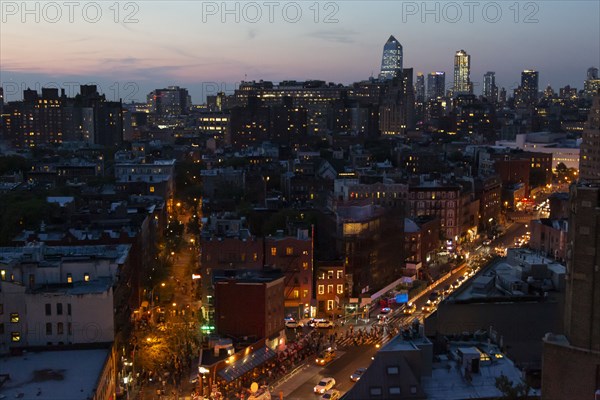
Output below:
[57,323,64,335]
[46,323,52,335]
[369,387,382,396]
[67,304,71,316]
[45,303,51,316]
[57,303,63,315]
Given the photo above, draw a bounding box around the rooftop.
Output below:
[0,348,111,400]
[422,341,541,400]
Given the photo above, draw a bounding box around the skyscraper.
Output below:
[426,72,446,100]
[516,69,539,108]
[415,72,425,102]
[482,72,498,102]
[584,66,600,98]
[453,50,472,95]
[379,35,403,81]
[542,94,600,400]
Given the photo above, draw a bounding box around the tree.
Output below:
[495,374,531,400]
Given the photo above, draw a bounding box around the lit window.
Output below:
[84,273,90,282]
[10,313,19,323]
[0,270,5,280]
[302,262,309,269]
[11,332,21,342]
[270,247,277,256]
[149,186,155,193]
[327,300,334,310]
[318,285,324,295]
[327,285,333,294]
[337,284,344,294]
[67,273,72,284]
[337,271,343,279]
[286,247,293,256]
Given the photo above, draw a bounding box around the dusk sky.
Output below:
[1,1,598,102]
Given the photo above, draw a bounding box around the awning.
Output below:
[217,346,276,382]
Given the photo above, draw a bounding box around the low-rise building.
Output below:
[0,244,131,354]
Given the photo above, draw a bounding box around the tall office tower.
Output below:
[426,72,446,100]
[498,87,507,105]
[483,72,498,102]
[415,72,425,102]
[453,50,472,96]
[542,94,600,400]
[584,66,600,98]
[518,69,539,107]
[378,35,403,81]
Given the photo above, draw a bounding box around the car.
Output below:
[314,377,336,394]
[316,319,334,329]
[380,307,392,314]
[483,239,492,246]
[320,389,341,400]
[285,320,299,329]
[350,367,367,382]
[421,304,432,313]
[316,349,336,365]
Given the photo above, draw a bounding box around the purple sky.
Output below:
[1,1,598,102]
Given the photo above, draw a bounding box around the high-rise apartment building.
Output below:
[542,94,600,400]
[415,72,425,102]
[483,71,498,102]
[426,72,446,100]
[453,50,472,95]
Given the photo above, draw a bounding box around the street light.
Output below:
[150,282,166,307]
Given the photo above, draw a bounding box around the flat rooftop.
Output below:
[0,348,110,400]
[422,342,541,399]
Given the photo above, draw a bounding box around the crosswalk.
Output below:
[334,311,425,349]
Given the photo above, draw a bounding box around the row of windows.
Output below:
[317,270,344,280]
[45,303,72,316]
[317,284,344,295]
[0,323,73,341]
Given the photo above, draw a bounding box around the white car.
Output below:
[285,320,299,328]
[314,377,336,394]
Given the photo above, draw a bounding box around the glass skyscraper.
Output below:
[453,50,472,95]
[379,35,403,81]
[520,69,539,107]
[426,72,446,100]
[483,71,497,102]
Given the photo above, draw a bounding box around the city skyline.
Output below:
[0,1,598,102]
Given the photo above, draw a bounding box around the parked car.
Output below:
[320,389,341,400]
[314,377,336,394]
[350,367,367,382]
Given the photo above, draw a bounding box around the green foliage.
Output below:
[494,374,531,400]
[0,192,59,245]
